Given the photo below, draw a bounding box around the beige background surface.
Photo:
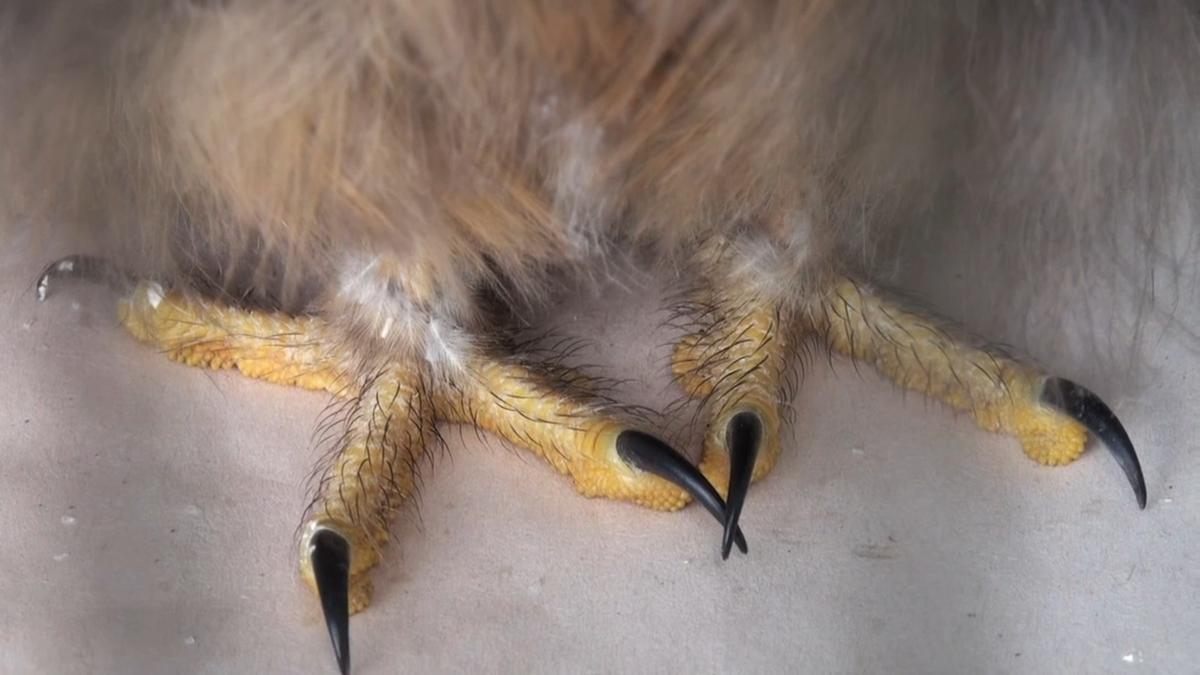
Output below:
[0,241,1197,674]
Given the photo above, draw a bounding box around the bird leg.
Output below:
[42,253,1143,674]
[91,270,743,674]
[805,276,1145,506]
[438,354,749,532]
[670,285,797,559]
[117,279,350,395]
[671,268,1147,549]
[299,363,435,674]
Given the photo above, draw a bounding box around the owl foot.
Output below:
[100,274,745,673]
[670,270,1145,553]
[810,277,1145,508]
[37,254,1144,674]
[670,288,793,558]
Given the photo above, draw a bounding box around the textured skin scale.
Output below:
[117,269,1100,623]
[294,366,433,616]
[119,282,349,395]
[439,361,691,511]
[672,292,789,498]
[117,280,699,616]
[810,278,1088,467]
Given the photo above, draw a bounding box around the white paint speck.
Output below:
[20,320,32,331]
[1160,497,1173,504]
[1122,651,1143,664]
[53,553,69,562]
[184,636,196,646]
[60,515,76,526]
[146,282,164,309]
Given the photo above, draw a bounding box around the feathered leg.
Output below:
[439,354,747,523]
[298,365,437,675]
[671,285,796,558]
[671,265,1146,551]
[807,277,1145,505]
[60,264,743,673]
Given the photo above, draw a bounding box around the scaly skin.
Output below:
[118,272,1103,613]
[670,273,1088,502]
[809,277,1087,466]
[298,366,432,615]
[440,360,690,510]
[671,294,791,498]
[118,282,349,395]
[116,280,690,614]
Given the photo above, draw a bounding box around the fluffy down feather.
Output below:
[1,0,1198,369]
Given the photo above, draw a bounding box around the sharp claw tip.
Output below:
[721,527,749,557]
[615,429,754,555]
[310,529,351,675]
[722,410,763,560]
[1041,377,1147,509]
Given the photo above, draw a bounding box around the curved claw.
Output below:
[615,430,749,555]
[1040,376,1147,509]
[722,412,763,560]
[309,529,352,675]
[35,254,132,302]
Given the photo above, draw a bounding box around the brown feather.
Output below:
[2,1,1197,367]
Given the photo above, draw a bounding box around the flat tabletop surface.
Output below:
[1,244,1195,674]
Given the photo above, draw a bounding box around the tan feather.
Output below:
[2,1,1197,368]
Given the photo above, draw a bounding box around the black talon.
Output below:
[35,254,131,302]
[310,529,352,675]
[615,430,749,554]
[722,411,763,560]
[1040,376,1147,509]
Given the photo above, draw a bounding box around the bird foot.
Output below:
[37,255,1145,674]
[82,271,745,674]
[667,272,1146,554]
